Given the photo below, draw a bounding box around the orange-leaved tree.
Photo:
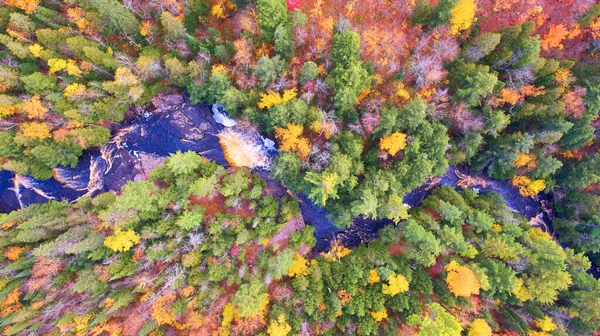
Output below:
[445,260,480,297]
[21,95,48,119]
[541,24,569,51]
[5,0,40,14]
[151,293,184,330]
[18,122,51,140]
[513,153,537,171]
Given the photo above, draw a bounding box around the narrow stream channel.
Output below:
[0,99,554,253]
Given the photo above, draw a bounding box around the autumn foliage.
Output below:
[382,272,409,296]
[19,122,51,140]
[450,0,477,35]
[512,175,546,197]
[379,132,407,156]
[0,159,596,335]
[5,0,40,14]
[0,0,599,335]
[445,260,481,297]
[103,229,141,252]
[258,89,297,109]
[275,124,311,159]
[21,95,48,119]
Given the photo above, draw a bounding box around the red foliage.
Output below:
[297,0,422,81]
[243,242,262,263]
[287,0,301,11]
[423,208,441,221]
[231,244,240,258]
[231,314,267,336]
[427,259,445,277]
[189,193,255,219]
[361,112,380,134]
[477,0,596,60]
[120,303,152,335]
[388,241,405,257]
[477,0,539,33]
[563,87,587,118]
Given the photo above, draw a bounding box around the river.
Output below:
[0,97,554,253]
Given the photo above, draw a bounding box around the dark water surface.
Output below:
[0,103,227,210]
[0,101,553,253]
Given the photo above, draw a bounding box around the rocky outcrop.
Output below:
[151,94,185,109]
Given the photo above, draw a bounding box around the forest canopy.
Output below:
[1,153,599,335]
[0,0,599,335]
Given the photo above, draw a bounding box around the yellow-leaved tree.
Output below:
[468,318,492,336]
[258,89,297,109]
[19,122,51,140]
[513,153,537,170]
[49,58,82,77]
[369,309,388,322]
[114,67,141,87]
[450,0,476,35]
[445,260,480,297]
[28,44,42,58]
[513,278,533,302]
[287,253,310,277]
[321,243,351,262]
[128,86,144,101]
[526,332,552,336]
[379,132,407,156]
[267,314,292,336]
[211,64,228,76]
[221,303,236,328]
[535,316,556,332]
[63,83,88,98]
[104,229,141,252]
[0,103,18,118]
[212,3,227,19]
[368,269,381,284]
[395,82,410,101]
[21,95,48,119]
[276,124,303,151]
[512,176,546,197]
[275,124,311,159]
[382,272,409,296]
